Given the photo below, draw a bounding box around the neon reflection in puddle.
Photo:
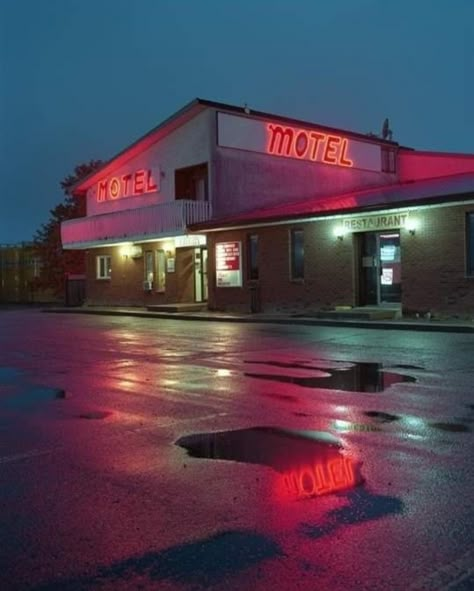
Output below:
[281,457,360,499]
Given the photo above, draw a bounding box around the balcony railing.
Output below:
[61,200,212,248]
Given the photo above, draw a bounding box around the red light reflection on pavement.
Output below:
[280,457,361,499]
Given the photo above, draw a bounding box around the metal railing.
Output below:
[61,200,212,248]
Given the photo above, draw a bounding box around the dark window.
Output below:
[290,229,304,280]
[175,163,208,201]
[247,234,259,280]
[381,148,397,173]
[466,213,474,275]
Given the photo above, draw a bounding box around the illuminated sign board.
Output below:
[216,241,242,287]
[96,167,160,202]
[342,212,409,232]
[217,112,383,172]
[267,124,352,167]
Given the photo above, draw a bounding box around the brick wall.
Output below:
[207,203,474,317]
[85,244,196,306]
[207,221,354,313]
[402,204,474,316]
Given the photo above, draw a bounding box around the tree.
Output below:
[34,160,103,297]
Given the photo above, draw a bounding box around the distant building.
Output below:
[0,243,55,303]
[61,98,474,317]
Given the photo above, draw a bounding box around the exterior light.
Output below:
[334,226,346,241]
[406,220,417,235]
[120,243,133,258]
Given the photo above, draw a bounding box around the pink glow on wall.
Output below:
[267,124,353,168]
[399,150,474,182]
[97,168,159,202]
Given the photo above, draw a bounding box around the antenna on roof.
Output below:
[382,118,393,141]
[243,103,250,115]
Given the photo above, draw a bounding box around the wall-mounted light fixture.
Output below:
[406,220,417,236]
[334,225,346,241]
[120,243,133,258]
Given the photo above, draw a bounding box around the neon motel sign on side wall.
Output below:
[267,123,353,167]
[96,168,159,202]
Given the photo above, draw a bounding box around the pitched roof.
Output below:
[72,97,399,195]
[192,171,474,232]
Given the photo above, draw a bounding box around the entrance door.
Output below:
[194,247,208,303]
[359,232,401,305]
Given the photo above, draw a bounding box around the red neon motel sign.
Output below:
[267,123,353,167]
[97,168,159,202]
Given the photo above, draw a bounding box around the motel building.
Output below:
[61,98,474,317]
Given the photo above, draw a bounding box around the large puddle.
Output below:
[244,360,415,392]
[176,427,363,499]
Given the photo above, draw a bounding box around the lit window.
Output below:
[290,229,304,280]
[96,255,112,279]
[156,249,166,292]
[466,213,474,275]
[247,234,259,280]
[144,251,154,283]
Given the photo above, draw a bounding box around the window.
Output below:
[247,234,259,280]
[381,147,397,173]
[466,213,474,275]
[175,163,208,201]
[96,255,111,279]
[156,249,166,292]
[290,229,304,280]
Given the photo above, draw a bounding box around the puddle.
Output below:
[429,422,471,433]
[176,427,363,498]
[333,420,382,433]
[245,361,415,392]
[363,411,400,423]
[78,411,112,420]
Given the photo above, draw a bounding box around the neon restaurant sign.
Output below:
[267,124,353,167]
[96,168,159,202]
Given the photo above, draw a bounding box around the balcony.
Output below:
[61,200,212,249]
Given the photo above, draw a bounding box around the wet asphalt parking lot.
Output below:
[0,309,474,590]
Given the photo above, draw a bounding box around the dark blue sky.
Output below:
[1,0,474,243]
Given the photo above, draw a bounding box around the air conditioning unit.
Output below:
[143,280,153,291]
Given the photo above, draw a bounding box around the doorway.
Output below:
[194,247,208,303]
[358,231,401,305]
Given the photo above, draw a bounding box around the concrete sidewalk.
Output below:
[44,305,474,333]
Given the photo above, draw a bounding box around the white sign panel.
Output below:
[217,112,383,172]
[216,241,242,287]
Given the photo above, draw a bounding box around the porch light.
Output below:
[120,243,134,258]
[406,220,417,235]
[334,225,346,241]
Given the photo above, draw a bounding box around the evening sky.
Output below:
[1,0,473,242]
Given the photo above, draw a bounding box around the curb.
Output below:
[43,307,474,333]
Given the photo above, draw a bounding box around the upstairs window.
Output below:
[381,148,397,173]
[247,234,259,281]
[175,163,208,201]
[290,229,304,280]
[96,255,111,279]
[466,213,474,276]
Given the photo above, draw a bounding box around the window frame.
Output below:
[247,234,259,281]
[290,228,305,281]
[96,255,112,280]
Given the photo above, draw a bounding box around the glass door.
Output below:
[378,232,401,303]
